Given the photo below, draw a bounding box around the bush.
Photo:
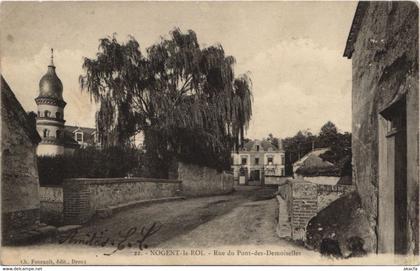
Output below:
[295,165,340,177]
[37,146,144,186]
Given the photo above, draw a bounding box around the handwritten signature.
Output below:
[58,222,162,255]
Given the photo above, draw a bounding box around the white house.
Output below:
[231,139,285,185]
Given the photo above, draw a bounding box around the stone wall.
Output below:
[1,77,41,240]
[39,186,63,225]
[289,180,318,240]
[302,176,340,186]
[350,2,418,254]
[178,162,234,197]
[278,180,355,241]
[62,178,182,224]
[265,176,288,185]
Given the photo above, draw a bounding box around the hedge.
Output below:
[37,146,144,186]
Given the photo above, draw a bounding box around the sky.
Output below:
[0,1,357,140]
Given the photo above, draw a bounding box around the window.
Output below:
[255,158,259,165]
[56,112,61,119]
[281,169,285,176]
[56,130,61,139]
[241,157,247,165]
[256,145,260,151]
[44,110,51,117]
[281,155,285,165]
[267,157,273,165]
[75,132,83,142]
[43,129,49,138]
[37,111,41,117]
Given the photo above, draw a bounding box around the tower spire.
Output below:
[50,48,54,66]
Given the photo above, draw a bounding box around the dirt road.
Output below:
[55,186,305,252]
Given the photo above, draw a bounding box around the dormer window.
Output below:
[75,132,83,142]
[44,110,51,117]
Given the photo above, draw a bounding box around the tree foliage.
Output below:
[266,133,280,149]
[80,29,253,172]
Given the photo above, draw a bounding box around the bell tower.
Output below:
[35,49,67,156]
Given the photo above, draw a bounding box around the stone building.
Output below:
[344,2,418,255]
[1,76,42,242]
[231,139,285,185]
[35,49,99,156]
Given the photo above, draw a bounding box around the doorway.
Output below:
[379,97,407,254]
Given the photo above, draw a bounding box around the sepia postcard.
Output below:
[0,0,419,268]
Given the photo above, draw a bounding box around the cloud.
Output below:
[236,38,352,139]
[1,38,352,140]
[1,45,97,127]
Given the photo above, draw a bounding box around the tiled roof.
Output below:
[294,148,340,177]
[343,2,369,58]
[63,130,79,148]
[65,125,96,134]
[294,148,329,163]
[242,139,281,151]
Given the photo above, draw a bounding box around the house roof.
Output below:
[65,125,97,145]
[293,148,330,166]
[293,148,340,177]
[242,139,281,152]
[63,130,80,148]
[65,125,96,134]
[343,2,369,59]
[1,76,41,145]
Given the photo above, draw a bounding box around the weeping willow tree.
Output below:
[80,29,252,174]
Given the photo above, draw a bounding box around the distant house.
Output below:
[65,125,101,149]
[231,139,285,185]
[293,148,340,186]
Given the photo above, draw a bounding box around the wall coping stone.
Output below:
[63,177,182,185]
